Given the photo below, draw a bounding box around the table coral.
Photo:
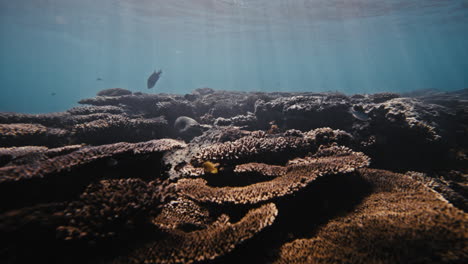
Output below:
[178,146,369,204]
[273,168,468,264]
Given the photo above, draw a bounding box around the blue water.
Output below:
[1,0,467,113]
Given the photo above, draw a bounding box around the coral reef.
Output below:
[273,169,467,264]
[191,127,352,166]
[234,162,286,177]
[111,203,278,264]
[178,146,369,204]
[0,144,83,166]
[57,178,174,242]
[152,197,212,231]
[0,123,69,147]
[0,88,466,264]
[67,105,125,116]
[0,139,185,211]
[71,115,169,144]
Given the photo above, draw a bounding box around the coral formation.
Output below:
[178,147,369,204]
[57,178,174,242]
[0,123,68,147]
[0,139,185,183]
[67,105,125,115]
[152,197,212,231]
[110,203,278,264]
[192,127,352,166]
[0,139,185,211]
[71,115,169,144]
[0,144,83,166]
[234,162,286,177]
[0,88,466,264]
[273,168,467,264]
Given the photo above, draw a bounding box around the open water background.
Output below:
[0,0,467,113]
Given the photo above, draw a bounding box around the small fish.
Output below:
[51,92,56,96]
[349,106,370,121]
[202,161,219,174]
[96,77,103,81]
[147,69,162,89]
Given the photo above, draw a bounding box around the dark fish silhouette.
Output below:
[51,92,56,96]
[96,77,102,81]
[147,69,162,89]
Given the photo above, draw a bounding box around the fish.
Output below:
[51,92,56,96]
[349,106,370,121]
[96,77,102,81]
[202,161,219,174]
[147,69,162,89]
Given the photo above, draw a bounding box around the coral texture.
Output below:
[192,127,352,166]
[178,147,369,204]
[111,203,278,264]
[0,88,466,264]
[0,123,68,147]
[273,168,467,264]
[0,139,185,183]
[57,178,174,242]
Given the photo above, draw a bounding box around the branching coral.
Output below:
[273,168,468,264]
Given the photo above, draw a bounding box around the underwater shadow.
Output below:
[209,172,373,264]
